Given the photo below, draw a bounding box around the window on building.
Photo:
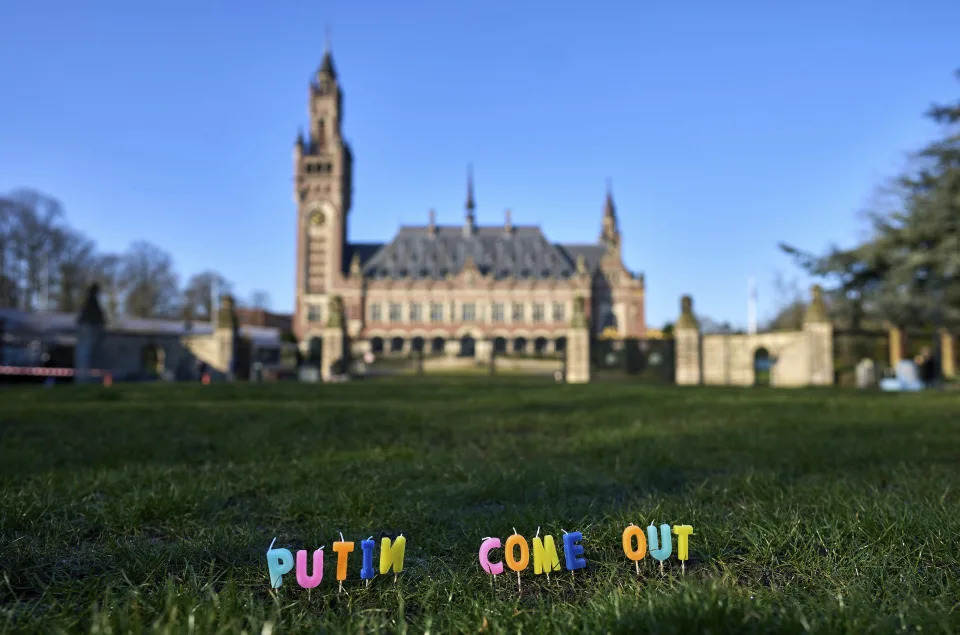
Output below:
[532,303,545,323]
[430,302,443,323]
[307,303,323,322]
[409,303,422,323]
[553,302,565,323]
[461,303,476,322]
[492,303,504,323]
[512,302,524,323]
[389,302,402,323]
[369,303,381,322]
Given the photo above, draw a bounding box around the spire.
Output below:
[428,209,436,237]
[600,180,621,250]
[464,165,476,236]
[465,164,475,212]
[319,28,336,79]
[504,209,513,235]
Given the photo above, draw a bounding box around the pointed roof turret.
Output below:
[463,165,476,236]
[600,180,621,250]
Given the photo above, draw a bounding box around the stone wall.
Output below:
[674,286,834,387]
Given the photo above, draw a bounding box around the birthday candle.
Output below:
[266,538,294,589]
[479,537,504,575]
[672,525,694,561]
[505,533,529,572]
[333,540,355,581]
[647,524,672,561]
[622,525,647,561]
[360,539,376,580]
[562,532,586,570]
[532,535,561,575]
[295,548,324,588]
[379,535,406,575]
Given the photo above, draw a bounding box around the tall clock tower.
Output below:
[294,48,353,339]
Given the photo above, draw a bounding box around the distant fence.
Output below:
[591,338,675,382]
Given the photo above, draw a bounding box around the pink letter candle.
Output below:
[296,548,324,589]
[479,537,504,575]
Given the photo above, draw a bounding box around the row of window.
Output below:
[368,301,566,324]
[304,162,333,174]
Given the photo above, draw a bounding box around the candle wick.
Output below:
[512,527,517,535]
[535,526,540,538]
[339,531,344,542]
[267,537,276,553]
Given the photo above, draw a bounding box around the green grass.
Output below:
[1,378,959,633]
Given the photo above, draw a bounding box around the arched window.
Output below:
[554,337,567,353]
[493,337,507,354]
[460,335,476,357]
[513,337,527,354]
[370,337,384,354]
[390,337,404,353]
[431,337,445,354]
[754,347,771,386]
[534,337,548,356]
[412,336,425,352]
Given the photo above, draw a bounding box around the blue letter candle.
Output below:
[562,532,586,570]
[266,539,294,589]
[647,524,673,561]
[360,538,376,580]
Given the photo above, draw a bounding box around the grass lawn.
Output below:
[2,378,959,633]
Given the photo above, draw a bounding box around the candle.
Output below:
[532,535,561,575]
[360,539,375,580]
[265,538,294,589]
[479,537,504,575]
[505,533,529,572]
[379,535,406,575]
[647,524,672,562]
[333,540,355,581]
[295,548,324,589]
[622,525,647,561]
[672,525,694,562]
[562,531,586,571]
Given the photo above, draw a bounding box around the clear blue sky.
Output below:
[1,1,958,327]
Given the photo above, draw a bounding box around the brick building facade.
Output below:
[293,50,646,359]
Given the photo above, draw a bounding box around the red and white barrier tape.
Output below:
[0,366,105,378]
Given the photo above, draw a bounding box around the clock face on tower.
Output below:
[310,210,325,226]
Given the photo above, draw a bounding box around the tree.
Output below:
[248,289,271,311]
[182,271,233,320]
[782,70,960,331]
[1,189,67,310]
[120,241,180,318]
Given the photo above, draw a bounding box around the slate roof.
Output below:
[355,225,605,281]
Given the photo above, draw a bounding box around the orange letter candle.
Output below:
[333,540,354,581]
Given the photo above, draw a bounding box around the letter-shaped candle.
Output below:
[563,532,586,570]
[295,548,324,588]
[672,525,694,562]
[505,533,529,572]
[333,540,355,581]
[479,537,504,575]
[532,535,561,575]
[647,524,672,561]
[379,536,406,575]
[622,525,647,561]
[266,539,294,589]
[360,539,376,580]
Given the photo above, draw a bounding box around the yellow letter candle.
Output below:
[672,525,694,573]
[379,535,406,576]
[532,535,561,576]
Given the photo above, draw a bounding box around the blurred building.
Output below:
[293,49,646,360]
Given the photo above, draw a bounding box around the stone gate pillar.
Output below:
[321,295,347,382]
[888,325,906,368]
[215,294,239,379]
[803,285,834,385]
[941,329,956,378]
[75,284,106,383]
[674,295,702,385]
[566,296,590,383]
